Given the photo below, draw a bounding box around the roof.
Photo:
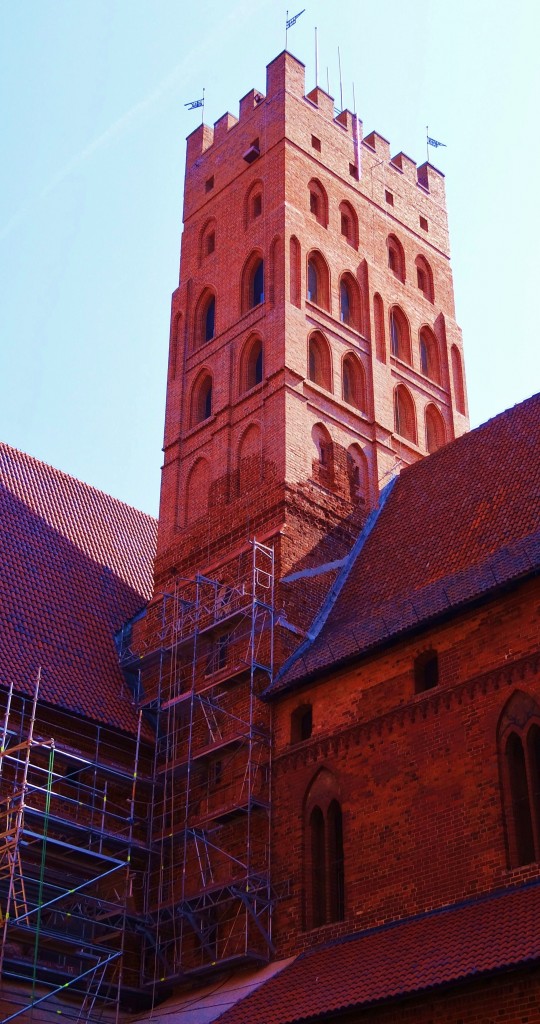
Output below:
[0,443,157,733]
[272,393,540,694]
[214,884,540,1023]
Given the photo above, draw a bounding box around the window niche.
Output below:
[499,692,540,868]
[414,650,439,693]
[291,704,313,744]
[304,770,345,930]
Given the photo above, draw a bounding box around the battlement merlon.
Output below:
[185,49,446,200]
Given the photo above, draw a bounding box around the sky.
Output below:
[1,1,538,517]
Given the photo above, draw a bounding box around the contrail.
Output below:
[0,0,275,241]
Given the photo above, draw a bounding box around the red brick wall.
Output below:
[270,577,540,956]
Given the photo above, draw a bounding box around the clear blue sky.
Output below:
[1,1,538,516]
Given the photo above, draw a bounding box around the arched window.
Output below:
[311,422,334,487]
[374,293,386,363]
[290,235,301,307]
[185,458,210,525]
[306,251,330,310]
[308,332,332,390]
[387,234,405,282]
[415,255,434,302]
[347,445,368,504]
[339,273,362,331]
[241,251,265,312]
[308,178,328,227]
[394,385,417,443]
[414,650,439,693]
[244,180,263,228]
[342,354,366,412]
[425,403,445,453]
[451,345,466,415]
[339,201,359,248]
[237,424,262,494]
[191,372,213,426]
[419,327,441,383]
[304,770,345,930]
[498,692,540,868]
[389,306,411,364]
[239,335,263,393]
[194,290,217,348]
[199,219,216,263]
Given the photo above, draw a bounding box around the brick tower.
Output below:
[156,50,468,602]
[121,50,469,988]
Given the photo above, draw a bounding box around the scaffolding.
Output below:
[120,539,275,989]
[0,675,149,1023]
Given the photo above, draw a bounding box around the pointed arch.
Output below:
[387,233,406,282]
[498,691,540,868]
[419,326,441,383]
[339,272,363,332]
[239,334,263,393]
[389,305,412,364]
[185,457,210,526]
[306,250,330,310]
[311,422,334,487]
[308,178,329,227]
[194,288,216,349]
[339,200,359,249]
[451,344,466,415]
[374,292,386,363]
[425,403,445,453]
[290,235,301,307]
[347,444,369,504]
[199,218,216,263]
[304,769,344,929]
[237,423,262,494]
[394,384,417,443]
[342,353,367,412]
[190,370,213,426]
[241,249,265,313]
[308,331,332,391]
[415,254,434,302]
[244,178,263,228]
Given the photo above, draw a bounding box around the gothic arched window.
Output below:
[498,692,540,868]
[304,770,345,930]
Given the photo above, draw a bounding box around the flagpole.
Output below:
[315,27,318,88]
[286,10,288,48]
[202,88,205,125]
[426,125,429,163]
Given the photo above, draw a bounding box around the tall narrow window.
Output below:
[308,333,332,390]
[498,692,540,868]
[306,251,330,310]
[394,385,417,443]
[204,297,215,342]
[425,404,445,453]
[507,733,535,866]
[191,372,213,425]
[304,770,345,930]
[327,801,345,922]
[340,279,351,325]
[451,345,466,415]
[389,307,411,364]
[252,260,264,306]
[310,808,326,928]
[307,260,318,304]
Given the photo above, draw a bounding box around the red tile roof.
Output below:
[0,443,157,733]
[273,394,540,693]
[214,884,540,1023]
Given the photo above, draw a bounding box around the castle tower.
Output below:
[122,51,469,985]
[156,50,468,599]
